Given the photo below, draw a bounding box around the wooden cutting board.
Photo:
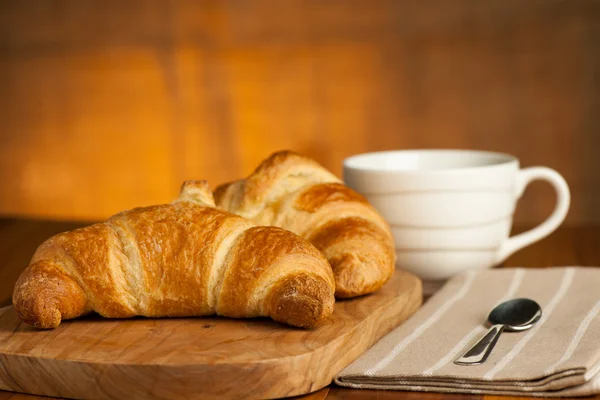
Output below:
[0,269,421,400]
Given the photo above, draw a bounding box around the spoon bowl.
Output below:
[489,298,543,332]
[455,298,542,365]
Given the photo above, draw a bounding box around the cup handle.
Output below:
[495,167,570,264]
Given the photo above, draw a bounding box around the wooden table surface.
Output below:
[0,218,599,400]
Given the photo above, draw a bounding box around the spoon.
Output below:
[454,298,542,366]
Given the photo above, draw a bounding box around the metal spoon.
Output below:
[454,298,542,366]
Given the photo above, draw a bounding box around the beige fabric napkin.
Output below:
[336,267,600,396]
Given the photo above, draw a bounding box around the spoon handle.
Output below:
[454,324,505,366]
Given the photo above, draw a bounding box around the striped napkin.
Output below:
[336,267,600,396]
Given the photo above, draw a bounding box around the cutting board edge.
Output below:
[265,273,423,398]
[0,271,423,400]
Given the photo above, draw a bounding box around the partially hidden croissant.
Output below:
[13,180,335,329]
[214,151,396,298]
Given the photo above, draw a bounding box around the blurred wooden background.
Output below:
[0,0,598,223]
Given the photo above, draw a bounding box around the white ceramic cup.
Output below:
[343,149,570,281]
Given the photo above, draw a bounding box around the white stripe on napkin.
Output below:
[484,268,575,380]
[423,268,526,375]
[545,299,600,375]
[586,360,600,381]
[365,271,477,376]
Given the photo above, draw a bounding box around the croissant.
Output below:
[13,180,335,329]
[214,151,396,298]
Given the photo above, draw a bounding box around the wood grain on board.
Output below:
[0,268,421,399]
[0,1,599,223]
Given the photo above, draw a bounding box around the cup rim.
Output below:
[343,149,518,174]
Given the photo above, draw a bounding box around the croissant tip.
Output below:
[179,180,216,207]
[13,259,89,329]
[269,274,335,329]
[180,179,210,192]
[331,256,394,298]
[14,294,62,329]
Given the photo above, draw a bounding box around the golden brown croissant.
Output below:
[214,151,396,298]
[13,180,335,329]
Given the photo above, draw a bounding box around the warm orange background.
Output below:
[0,1,598,223]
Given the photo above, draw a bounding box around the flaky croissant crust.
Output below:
[13,180,335,329]
[214,151,396,298]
